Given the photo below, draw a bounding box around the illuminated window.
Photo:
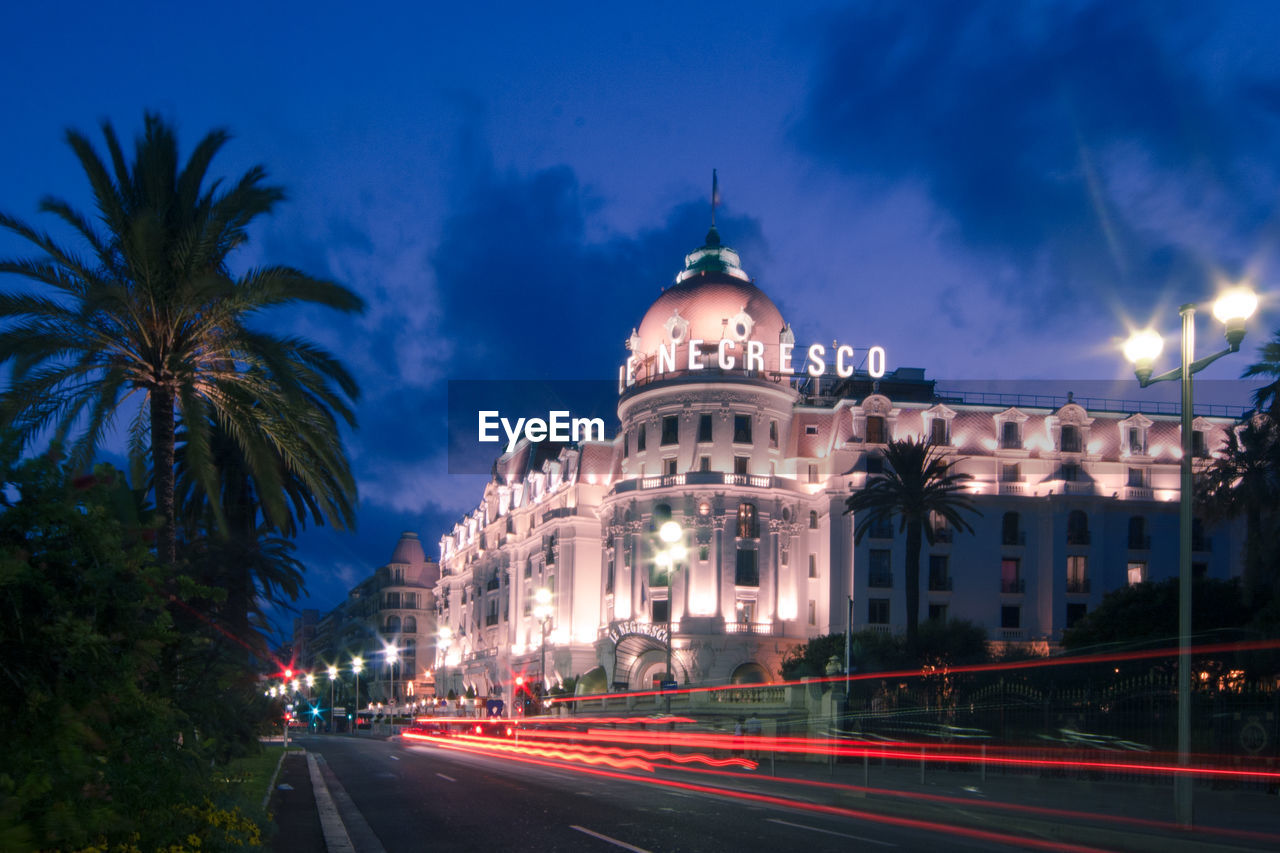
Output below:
[1067,555,1088,593]
[734,414,752,443]
[1001,558,1022,593]
[661,415,679,446]
[698,414,713,442]
[736,599,754,623]
[737,503,759,538]
[1126,562,1147,585]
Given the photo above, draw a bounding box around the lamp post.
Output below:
[383,643,399,720]
[352,656,364,732]
[1123,285,1257,828]
[327,665,338,733]
[533,588,552,714]
[656,519,686,714]
[437,626,453,701]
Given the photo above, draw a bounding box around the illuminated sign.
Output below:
[606,619,670,646]
[619,340,887,393]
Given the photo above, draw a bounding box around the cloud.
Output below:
[795,0,1280,316]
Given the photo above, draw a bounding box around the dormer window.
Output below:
[866,416,886,444]
[1060,425,1081,453]
[930,417,950,446]
[1001,420,1021,449]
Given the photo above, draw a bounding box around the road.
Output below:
[289,733,1071,852]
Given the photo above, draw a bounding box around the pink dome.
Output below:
[627,228,788,378]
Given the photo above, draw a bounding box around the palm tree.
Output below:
[1243,330,1280,417]
[0,114,364,566]
[845,436,981,647]
[1196,414,1280,605]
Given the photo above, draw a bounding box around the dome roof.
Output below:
[389,531,426,566]
[630,228,788,370]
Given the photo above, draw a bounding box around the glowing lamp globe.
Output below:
[659,520,683,544]
[1212,287,1257,349]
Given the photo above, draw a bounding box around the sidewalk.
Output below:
[268,751,326,852]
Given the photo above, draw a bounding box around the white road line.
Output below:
[307,753,356,853]
[766,818,897,847]
[388,755,399,761]
[570,825,653,852]
[436,772,456,782]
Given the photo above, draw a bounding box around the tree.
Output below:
[1196,414,1280,605]
[845,436,980,647]
[1061,577,1252,651]
[0,113,364,567]
[1243,329,1280,417]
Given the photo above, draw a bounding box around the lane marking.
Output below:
[389,755,399,761]
[307,753,356,853]
[766,818,897,847]
[570,825,653,852]
[436,773,456,782]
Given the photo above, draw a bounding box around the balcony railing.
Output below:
[1124,486,1154,501]
[998,628,1025,641]
[867,573,894,588]
[998,483,1025,495]
[1000,578,1025,594]
[866,624,893,635]
[1061,482,1095,496]
[1066,578,1091,594]
[999,438,1023,450]
[723,622,775,635]
[928,576,953,592]
[614,471,808,494]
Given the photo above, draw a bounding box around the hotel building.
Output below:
[432,226,1244,700]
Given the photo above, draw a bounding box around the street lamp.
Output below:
[655,519,686,713]
[327,665,339,732]
[533,587,553,712]
[1123,284,1257,828]
[352,656,364,730]
[383,643,399,714]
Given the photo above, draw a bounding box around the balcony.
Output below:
[1060,481,1095,496]
[998,628,1025,641]
[867,573,894,588]
[866,624,893,635]
[927,576,953,592]
[1123,486,1154,501]
[1000,578,1025,594]
[1066,530,1091,546]
[1066,578,1091,594]
[998,483,1025,495]
[999,438,1023,450]
[723,622,775,636]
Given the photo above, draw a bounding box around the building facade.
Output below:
[433,226,1244,700]
[306,532,441,704]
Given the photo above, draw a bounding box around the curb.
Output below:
[262,747,295,813]
[308,752,356,853]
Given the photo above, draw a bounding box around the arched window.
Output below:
[1067,510,1089,545]
[1001,512,1021,546]
[385,614,401,633]
[809,510,819,529]
[730,662,770,684]
[403,615,418,634]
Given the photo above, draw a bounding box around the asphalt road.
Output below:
[290,734,1051,853]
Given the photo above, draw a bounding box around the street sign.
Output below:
[660,680,678,692]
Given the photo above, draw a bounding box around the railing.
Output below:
[999,438,1023,450]
[928,576,953,592]
[1060,482,1095,496]
[997,628,1025,641]
[1066,530,1091,545]
[1066,578,1091,594]
[614,471,807,494]
[1124,486,1154,500]
[866,624,893,635]
[723,622,775,636]
[867,573,894,588]
[999,483,1025,495]
[934,388,1250,419]
[708,685,786,703]
[1001,578,1025,594]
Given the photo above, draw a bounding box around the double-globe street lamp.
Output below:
[532,587,553,713]
[1123,285,1257,828]
[327,665,339,733]
[654,517,686,713]
[352,656,364,730]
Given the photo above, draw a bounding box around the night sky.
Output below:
[3,1,1278,637]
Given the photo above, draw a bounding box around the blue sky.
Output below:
[2,1,1278,636]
